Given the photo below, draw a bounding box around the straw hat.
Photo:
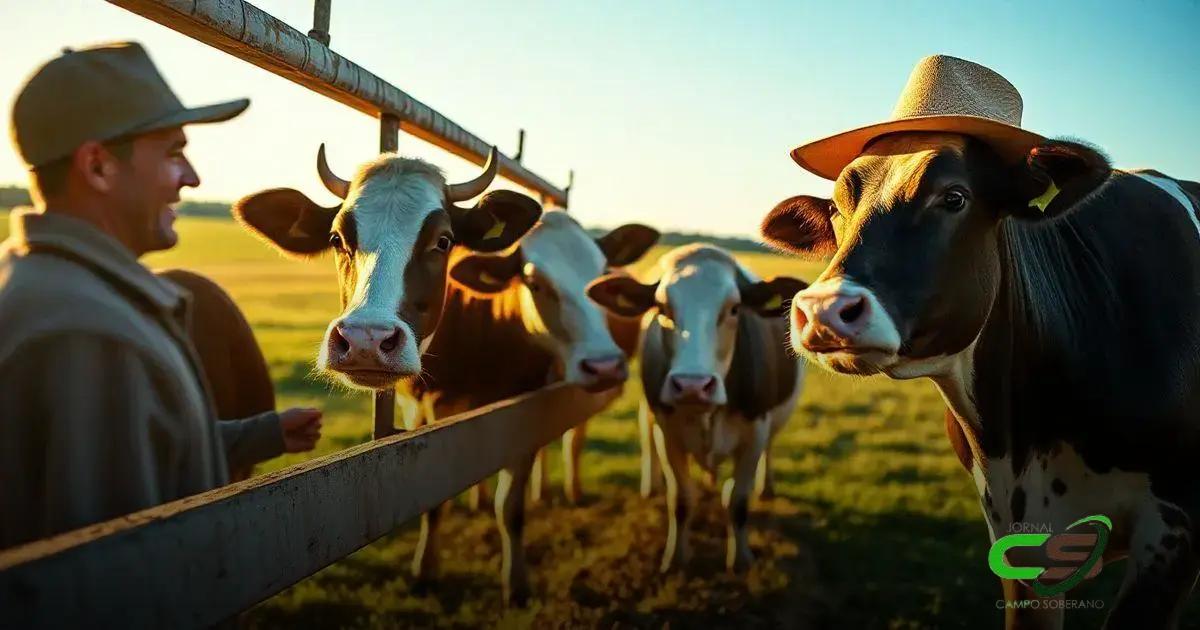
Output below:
[10,41,249,169]
[791,54,1045,180]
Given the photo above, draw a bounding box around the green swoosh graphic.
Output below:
[1032,514,1112,597]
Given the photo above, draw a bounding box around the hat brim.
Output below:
[790,115,1046,180]
[126,98,250,137]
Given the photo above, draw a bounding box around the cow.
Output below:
[232,145,542,386]
[587,244,807,573]
[402,210,659,604]
[760,133,1200,628]
[157,268,275,481]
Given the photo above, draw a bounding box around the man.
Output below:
[0,42,323,550]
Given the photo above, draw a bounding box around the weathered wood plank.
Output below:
[104,0,570,206]
[0,383,619,628]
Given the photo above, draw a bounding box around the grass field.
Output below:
[2,212,1178,628]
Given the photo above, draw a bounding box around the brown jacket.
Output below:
[0,211,283,549]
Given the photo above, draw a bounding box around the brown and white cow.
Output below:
[589,244,806,572]
[761,133,1200,628]
[233,145,542,386]
[400,210,658,603]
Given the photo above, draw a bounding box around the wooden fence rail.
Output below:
[0,384,618,628]
[106,0,570,206]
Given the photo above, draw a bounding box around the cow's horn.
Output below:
[445,146,500,202]
[317,143,350,199]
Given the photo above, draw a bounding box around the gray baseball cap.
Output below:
[10,41,249,168]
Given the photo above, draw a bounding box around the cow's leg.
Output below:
[468,478,492,511]
[562,420,587,505]
[1001,579,1064,630]
[656,421,694,572]
[638,400,662,498]
[528,448,547,504]
[1104,501,1199,629]
[411,502,444,586]
[755,446,775,500]
[496,453,536,606]
[724,432,765,572]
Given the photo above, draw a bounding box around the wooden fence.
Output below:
[0,1,588,626]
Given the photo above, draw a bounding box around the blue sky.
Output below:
[2,1,1197,237]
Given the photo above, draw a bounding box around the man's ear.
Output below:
[450,190,542,253]
[760,195,837,258]
[1009,139,1112,220]
[740,276,809,317]
[595,224,660,267]
[587,274,658,318]
[232,188,338,258]
[449,249,523,294]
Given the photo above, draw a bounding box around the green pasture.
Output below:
[1,212,1176,628]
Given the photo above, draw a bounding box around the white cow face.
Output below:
[588,245,806,406]
[234,146,541,389]
[449,211,659,392]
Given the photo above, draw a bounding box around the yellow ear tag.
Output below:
[483,215,506,241]
[1029,179,1060,213]
[762,294,783,311]
[479,271,501,286]
[615,294,636,311]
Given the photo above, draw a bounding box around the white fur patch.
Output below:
[1135,173,1200,239]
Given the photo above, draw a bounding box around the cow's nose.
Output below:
[794,292,871,348]
[668,374,717,403]
[331,323,404,363]
[579,356,628,390]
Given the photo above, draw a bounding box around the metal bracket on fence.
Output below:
[308,0,331,46]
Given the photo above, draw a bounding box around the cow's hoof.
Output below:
[726,550,754,574]
[410,575,437,595]
[757,486,775,501]
[659,549,691,573]
[565,487,583,506]
[504,584,532,608]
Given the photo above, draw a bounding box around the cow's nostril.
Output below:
[701,377,716,394]
[839,296,866,324]
[331,327,350,355]
[379,329,401,354]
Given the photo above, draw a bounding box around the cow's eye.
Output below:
[328,233,344,250]
[434,235,453,252]
[729,303,740,318]
[943,189,968,212]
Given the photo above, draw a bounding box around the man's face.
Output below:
[113,127,199,255]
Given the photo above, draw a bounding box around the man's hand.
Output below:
[279,407,323,453]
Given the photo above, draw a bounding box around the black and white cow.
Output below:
[403,210,659,604]
[761,133,1200,628]
[233,145,542,386]
[589,244,806,572]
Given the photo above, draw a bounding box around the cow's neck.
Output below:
[935,210,1128,475]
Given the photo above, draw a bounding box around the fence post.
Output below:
[372,112,402,439]
[308,0,331,46]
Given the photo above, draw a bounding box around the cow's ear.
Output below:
[233,188,338,258]
[451,190,542,253]
[587,274,658,318]
[1009,139,1112,220]
[760,195,838,258]
[740,276,808,317]
[449,249,522,294]
[596,224,660,267]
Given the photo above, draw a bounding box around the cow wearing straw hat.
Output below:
[761,54,1200,628]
